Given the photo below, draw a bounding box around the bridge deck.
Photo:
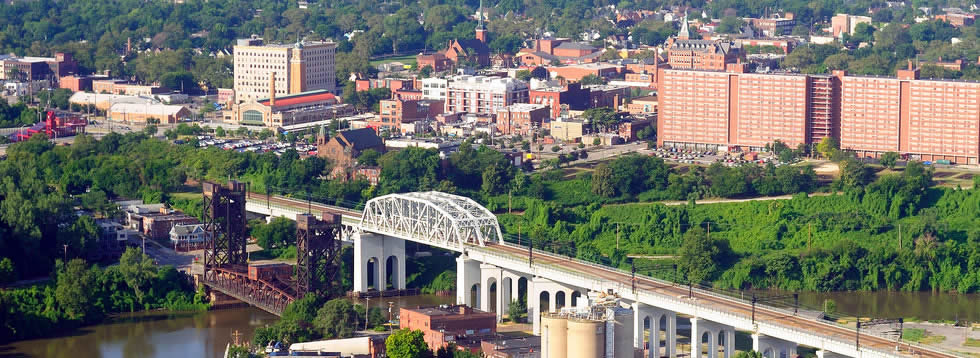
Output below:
[249,193,956,358]
[480,243,953,358]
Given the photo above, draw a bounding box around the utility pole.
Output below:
[517,221,521,246]
[387,302,394,332]
[364,296,370,330]
[508,190,512,214]
[63,244,68,263]
[898,223,903,250]
[616,223,621,250]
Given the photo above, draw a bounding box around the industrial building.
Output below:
[108,103,191,124]
[657,63,980,164]
[233,35,336,104]
[400,304,497,352]
[6,111,86,142]
[540,293,635,358]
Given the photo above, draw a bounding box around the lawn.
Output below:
[368,54,417,67]
[903,328,946,344]
[966,338,980,348]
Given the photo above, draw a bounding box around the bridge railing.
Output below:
[481,242,927,358]
[203,267,295,317]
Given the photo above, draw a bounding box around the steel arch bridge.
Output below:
[359,191,503,250]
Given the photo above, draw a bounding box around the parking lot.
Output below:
[197,136,317,156]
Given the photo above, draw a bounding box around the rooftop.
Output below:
[109,103,188,116]
[503,103,549,111]
[258,89,337,107]
[403,304,493,317]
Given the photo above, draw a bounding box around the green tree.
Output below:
[55,258,97,320]
[823,299,837,314]
[879,152,900,169]
[579,74,606,85]
[143,125,159,137]
[734,351,764,358]
[530,66,549,79]
[386,329,431,358]
[0,257,15,284]
[118,247,158,305]
[507,299,527,322]
[816,137,840,159]
[716,16,744,34]
[251,217,297,250]
[358,149,381,166]
[838,158,874,188]
[314,298,358,339]
[591,163,616,197]
[215,126,226,137]
[677,228,721,284]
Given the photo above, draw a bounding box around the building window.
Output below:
[243,110,264,124]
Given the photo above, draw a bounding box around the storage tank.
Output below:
[567,318,604,358]
[542,315,568,358]
[606,307,635,358]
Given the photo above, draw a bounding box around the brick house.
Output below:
[317,128,385,168]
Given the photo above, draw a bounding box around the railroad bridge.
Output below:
[208,187,958,358]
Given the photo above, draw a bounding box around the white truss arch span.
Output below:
[358,191,503,250]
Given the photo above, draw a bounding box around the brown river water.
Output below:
[0,295,455,358]
[1,292,975,358]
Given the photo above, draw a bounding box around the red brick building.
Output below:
[371,98,444,134]
[666,15,741,71]
[658,63,980,164]
[496,103,549,136]
[529,82,591,119]
[317,128,385,167]
[547,63,622,82]
[515,38,602,66]
[417,53,453,72]
[400,305,496,352]
[59,75,93,92]
[355,78,416,92]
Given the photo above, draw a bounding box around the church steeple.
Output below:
[678,11,690,40]
[475,0,487,43]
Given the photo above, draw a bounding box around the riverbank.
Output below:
[0,249,207,345]
[0,307,277,358]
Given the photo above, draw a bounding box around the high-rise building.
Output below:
[233,36,336,104]
[658,64,980,164]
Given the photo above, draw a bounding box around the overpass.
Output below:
[245,191,956,358]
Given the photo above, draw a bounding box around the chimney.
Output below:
[269,71,276,106]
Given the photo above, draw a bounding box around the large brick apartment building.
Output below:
[658,63,980,164]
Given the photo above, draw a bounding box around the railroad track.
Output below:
[489,243,950,358]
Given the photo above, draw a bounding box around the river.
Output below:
[0,295,455,358]
[2,291,975,358]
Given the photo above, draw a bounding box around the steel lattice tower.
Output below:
[203,181,248,280]
[295,212,343,298]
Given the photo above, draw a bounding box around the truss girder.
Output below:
[359,191,503,249]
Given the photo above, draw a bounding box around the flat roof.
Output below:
[403,305,493,317]
[259,89,337,107]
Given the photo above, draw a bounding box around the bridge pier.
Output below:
[529,276,587,335]
[353,233,405,293]
[478,264,531,322]
[816,350,847,358]
[633,302,678,358]
[457,254,482,307]
[690,318,735,358]
[753,333,798,358]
